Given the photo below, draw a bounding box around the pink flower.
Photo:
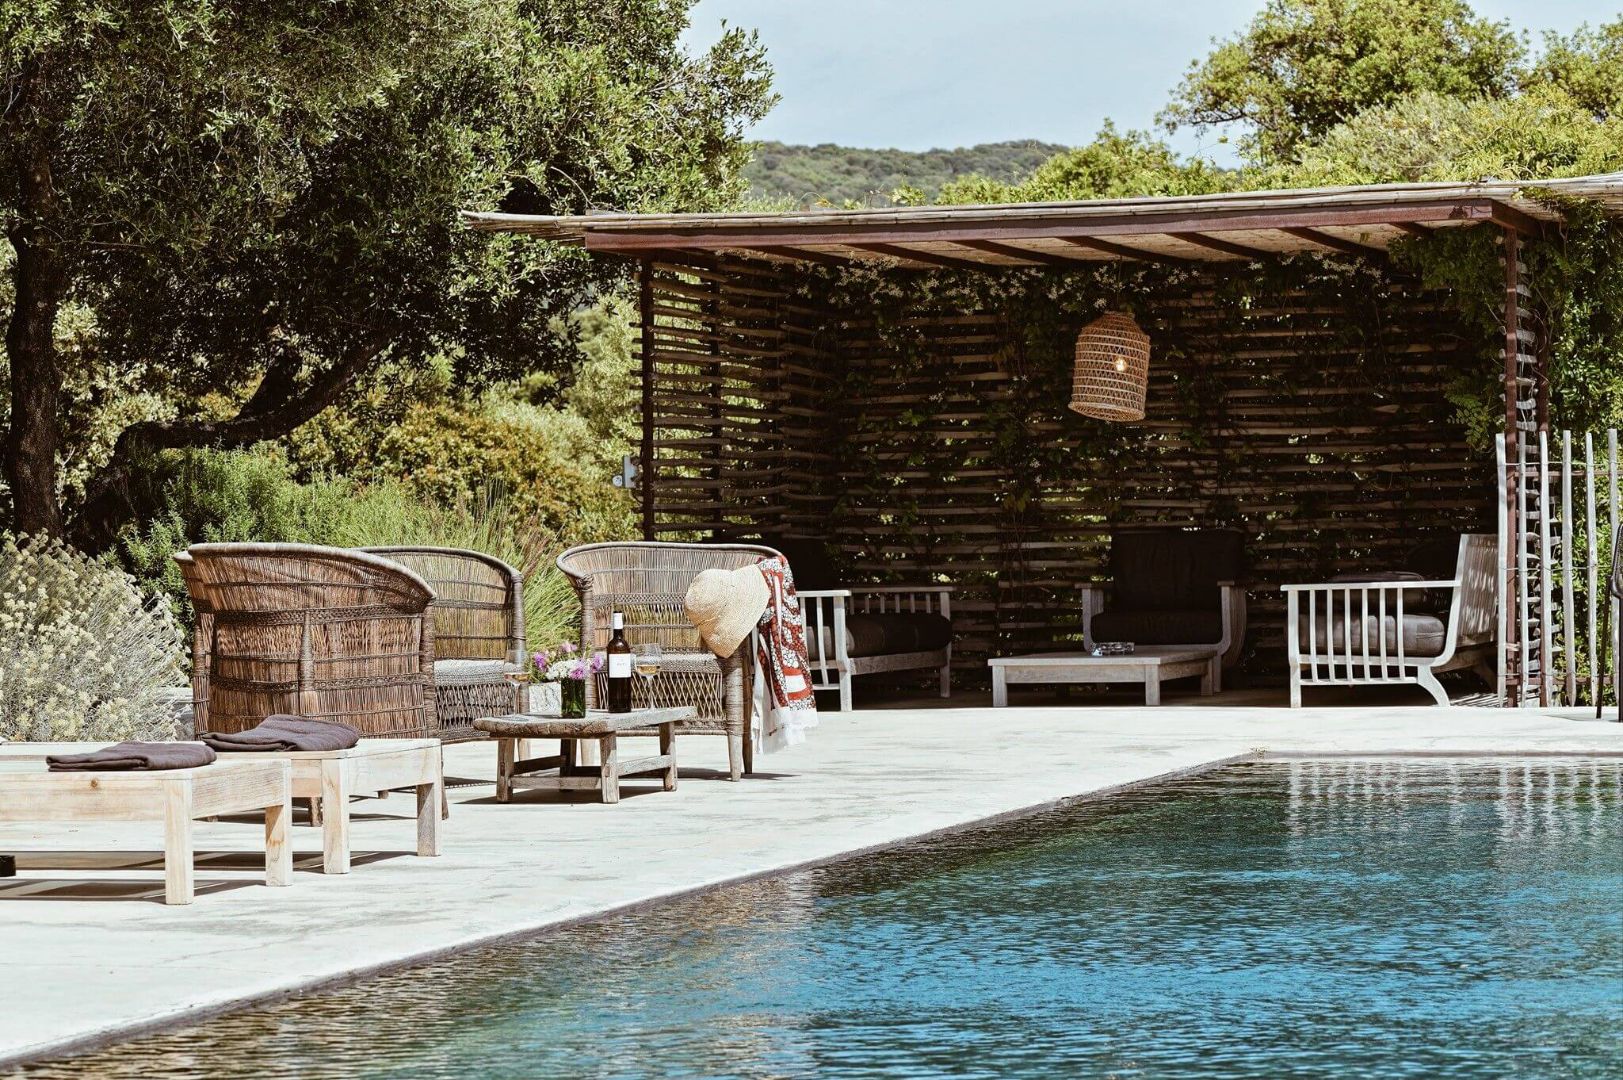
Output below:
[562,641,578,654]
[533,651,548,670]
[590,652,605,673]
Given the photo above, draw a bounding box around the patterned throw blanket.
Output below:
[753,555,818,751]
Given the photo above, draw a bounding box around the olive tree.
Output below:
[1,0,773,543]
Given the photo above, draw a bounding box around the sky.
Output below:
[681,0,1619,165]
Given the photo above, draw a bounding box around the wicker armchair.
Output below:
[361,547,526,742]
[175,544,437,739]
[556,541,776,781]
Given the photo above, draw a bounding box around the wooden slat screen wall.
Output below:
[646,256,839,538]
[645,258,1496,683]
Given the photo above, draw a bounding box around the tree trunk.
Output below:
[4,143,69,538]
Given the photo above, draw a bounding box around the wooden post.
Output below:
[639,259,656,541]
[1502,226,1522,705]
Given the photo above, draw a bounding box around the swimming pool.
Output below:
[19,759,1623,1078]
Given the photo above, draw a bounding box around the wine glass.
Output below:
[633,642,662,710]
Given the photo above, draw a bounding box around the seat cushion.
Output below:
[1327,571,1433,612]
[1406,537,1462,583]
[758,535,841,591]
[708,533,842,591]
[434,658,518,685]
[1090,609,1225,647]
[813,612,952,659]
[1110,529,1244,612]
[1296,613,1447,659]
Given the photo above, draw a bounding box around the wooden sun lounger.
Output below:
[222,739,443,874]
[0,758,292,905]
[0,739,442,875]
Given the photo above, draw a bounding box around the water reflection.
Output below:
[16,759,1623,1080]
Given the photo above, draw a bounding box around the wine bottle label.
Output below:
[608,653,632,678]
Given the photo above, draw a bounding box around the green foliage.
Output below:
[2,0,775,537]
[743,139,1067,207]
[119,450,431,619]
[1525,18,1623,120]
[284,299,638,542]
[937,124,1232,204]
[1162,0,1523,164]
[119,447,624,648]
[1277,87,1623,184]
[0,533,183,741]
[1526,204,1623,434]
[556,294,641,450]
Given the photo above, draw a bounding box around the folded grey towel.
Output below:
[198,715,361,753]
[47,741,217,772]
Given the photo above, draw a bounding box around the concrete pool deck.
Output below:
[1,695,1620,1067]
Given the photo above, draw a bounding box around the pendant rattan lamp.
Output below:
[1068,311,1151,422]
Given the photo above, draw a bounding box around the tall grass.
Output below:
[121,448,634,648]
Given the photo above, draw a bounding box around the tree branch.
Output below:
[68,329,392,547]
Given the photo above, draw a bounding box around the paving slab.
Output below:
[0,701,1618,1066]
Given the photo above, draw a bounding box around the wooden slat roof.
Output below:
[462,173,1623,269]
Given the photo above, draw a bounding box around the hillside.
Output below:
[743,139,1067,207]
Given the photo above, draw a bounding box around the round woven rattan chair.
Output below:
[362,547,527,742]
[556,541,779,780]
[175,544,437,739]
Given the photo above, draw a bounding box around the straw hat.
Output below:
[684,565,769,657]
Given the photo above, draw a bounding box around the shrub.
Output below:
[0,533,184,741]
[120,448,440,623]
[120,446,635,649]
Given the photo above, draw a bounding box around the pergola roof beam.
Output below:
[1280,227,1385,257]
[753,245,849,267]
[954,239,1092,267]
[1059,236,1187,266]
[849,243,992,271]
[1169,231,1277,260]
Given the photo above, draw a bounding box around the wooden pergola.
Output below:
[468,174,1623,692]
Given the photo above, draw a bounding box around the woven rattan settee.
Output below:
[361,546,526,742]
[176,544,437,739]
[556,541,774,781]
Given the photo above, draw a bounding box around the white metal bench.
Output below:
[1284,534,1497,707]
[798,586,953,711]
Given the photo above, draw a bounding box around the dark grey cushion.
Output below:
[709,533,842,591]
[1297,613,1448,658]
[1110,529,1244,612]
[813,612,952,659]
[1327,571,1432,612]
[1406,537,1462,583]
[1090,609,1225,647]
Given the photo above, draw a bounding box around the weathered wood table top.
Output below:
[474,706,697,739]
[987,647,1219,668]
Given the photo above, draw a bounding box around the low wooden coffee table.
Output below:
[0,757,292,905]
[474,707,696,804]
[988,647,1220,707]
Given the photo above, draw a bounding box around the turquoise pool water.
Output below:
[21,759,1623,1078]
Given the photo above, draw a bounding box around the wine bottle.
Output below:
[606,611,632,713]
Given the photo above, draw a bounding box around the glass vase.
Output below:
[559,678,587,719]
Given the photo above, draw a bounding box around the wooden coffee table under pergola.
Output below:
[988,647,1220,707]
[474,706,695,804]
